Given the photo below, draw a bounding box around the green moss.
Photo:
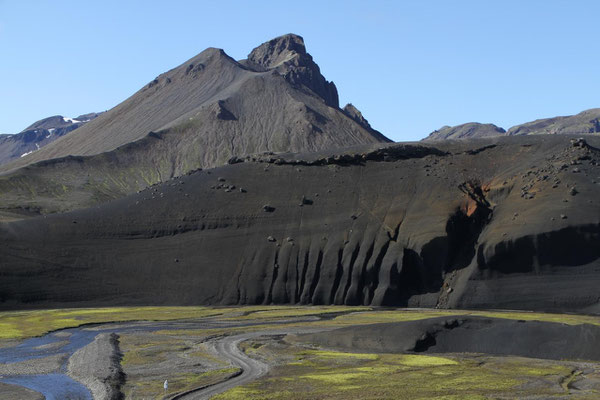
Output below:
[0,306,226,339]
[396,354,458,367]
[214,344,575,399]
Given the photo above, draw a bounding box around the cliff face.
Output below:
[1,135,599,313]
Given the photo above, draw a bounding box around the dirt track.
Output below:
[175,327,331,400]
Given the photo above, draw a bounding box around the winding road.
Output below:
[173,327,330,400]
[0,317,331,400]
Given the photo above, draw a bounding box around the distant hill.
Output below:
[0,113,100,165]
[507,108,600,136]
[424,123,506,140]
[424,108,600,140]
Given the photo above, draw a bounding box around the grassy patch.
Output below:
[214,346,573,400]
[0,306,227,340]
[304,308,600,330]
[2,305,599,341]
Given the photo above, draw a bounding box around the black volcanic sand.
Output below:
[1,135,600,311]
[301,315,600,362]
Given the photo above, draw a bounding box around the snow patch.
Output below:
[63,117,81,124]
[20,150,34,158]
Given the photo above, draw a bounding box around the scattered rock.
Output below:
[570,187,578,196]
[263,205,275,212]
[267,236,276,242]
[218,177,226,182]
[560,214,568,219]
[300,196,313,206]
[227,156,244,164]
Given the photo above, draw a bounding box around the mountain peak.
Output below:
[244,33,339,108]
[247,34,306,69]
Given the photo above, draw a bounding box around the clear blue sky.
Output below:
[1,0,599,141]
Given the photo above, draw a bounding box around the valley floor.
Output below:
[0,306,599,399]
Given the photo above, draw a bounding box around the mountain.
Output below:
[424,123,506,141]
[507,108,600,136]
[0,113,100,166]
[423,108,600,140]
[0,34,389,218]
[1,34,388,173]
[1,135,599,313]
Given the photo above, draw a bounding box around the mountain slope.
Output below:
[0,35,389,217]
[1,135,599,312]
[1,34,388,174]
[0,113,100,166]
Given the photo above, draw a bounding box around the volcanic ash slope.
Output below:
[1,135,599,312]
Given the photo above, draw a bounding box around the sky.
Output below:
[1,0,599,141]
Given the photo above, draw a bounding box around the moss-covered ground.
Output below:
[216,342,597,399]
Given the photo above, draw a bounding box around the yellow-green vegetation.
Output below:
[214,346,576,400]
[0,306,228,340]
[3,305,600,341]
[310,308,600,329]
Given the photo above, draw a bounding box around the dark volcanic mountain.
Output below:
[1,135,599,313]
[424,108,600,141]
[0,34,388,218]
[0,113,100,166]
[0,34,387,172]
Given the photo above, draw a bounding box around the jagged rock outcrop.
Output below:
[1,135,599,313]
[424,123,506,141]
[242,34,339,108]
[342,103,378,133]
[0,113,100,166]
